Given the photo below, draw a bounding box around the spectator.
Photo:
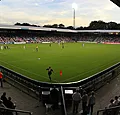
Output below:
[108,99,115,108]
[50,86,59,110]
[5,97,16,115]
[0,71,3,87]
[118,95,120,104]
[6,97,16,109]
[79,86,84,97]
[114,96,119,106]
[108,99,117,115]
[82,91,88,115]
[88,91,95,115]
[72,88,82,114]
[1,92,8,107]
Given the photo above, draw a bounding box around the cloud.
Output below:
[0,0,120,26]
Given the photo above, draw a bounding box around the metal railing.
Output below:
[97,106,120,115]
[0,107,32,115]
[1,62,120,96]
[60,86,67,115]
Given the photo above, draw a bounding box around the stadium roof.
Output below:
[77,30,120,33]
[1,24,120,33]
[110,0,120,7]
[0,24,77,33]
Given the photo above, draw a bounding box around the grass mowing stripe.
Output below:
[0,60,55,81]
[0,43,120,83]
[62,58,119,82]
[10,59,37,63]
[0,59,58,82]
[0,60,47,78]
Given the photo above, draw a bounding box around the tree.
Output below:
[116,24,120,29]
[88,20,107,29]
[22,23,30,26]
[43,25,52,28]
[107,22,117,29]
[58,24,65,28]
[14,20,120,30]
[66,26,74,30]
[76,26,84,30]
[14,22,21,26]
[52,24,58,28]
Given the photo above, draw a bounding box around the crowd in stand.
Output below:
[1,34,120,44]
[78,35,120,43]
[78,35,96,42]
[0,35,74,44]
[35,36,73,43]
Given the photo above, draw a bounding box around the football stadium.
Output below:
[1,0,120,115]
[1,26,120,83]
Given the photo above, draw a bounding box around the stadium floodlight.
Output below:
[72,3,77,29]
[72,3,77,10]
[0,0,2,24]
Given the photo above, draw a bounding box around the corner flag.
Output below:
[60,70,62,76]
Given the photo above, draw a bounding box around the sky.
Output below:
[0,0,120,27]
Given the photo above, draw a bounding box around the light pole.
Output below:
[0,0,2,24]
[72,3,77,29]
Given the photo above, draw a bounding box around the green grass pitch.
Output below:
[0,42,120,83]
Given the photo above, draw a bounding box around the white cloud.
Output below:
[0,0,120,26]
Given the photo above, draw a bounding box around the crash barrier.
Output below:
[0,62,120,115]
[0,62,120,96]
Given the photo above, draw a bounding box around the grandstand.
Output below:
[1,24,120,47]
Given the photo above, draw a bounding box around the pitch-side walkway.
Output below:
[0,82,45,115]
[0,81,63,115]
[1,74,120,115]
[67,74,120,115]
[93,74,120,114]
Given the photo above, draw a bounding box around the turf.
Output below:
[0,43,120,83]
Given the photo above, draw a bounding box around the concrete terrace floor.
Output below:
[67,74,120,115]
[0,81,63,115]
[94,74,120,114]
[0,74,120,115]
[0,82,45,115]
